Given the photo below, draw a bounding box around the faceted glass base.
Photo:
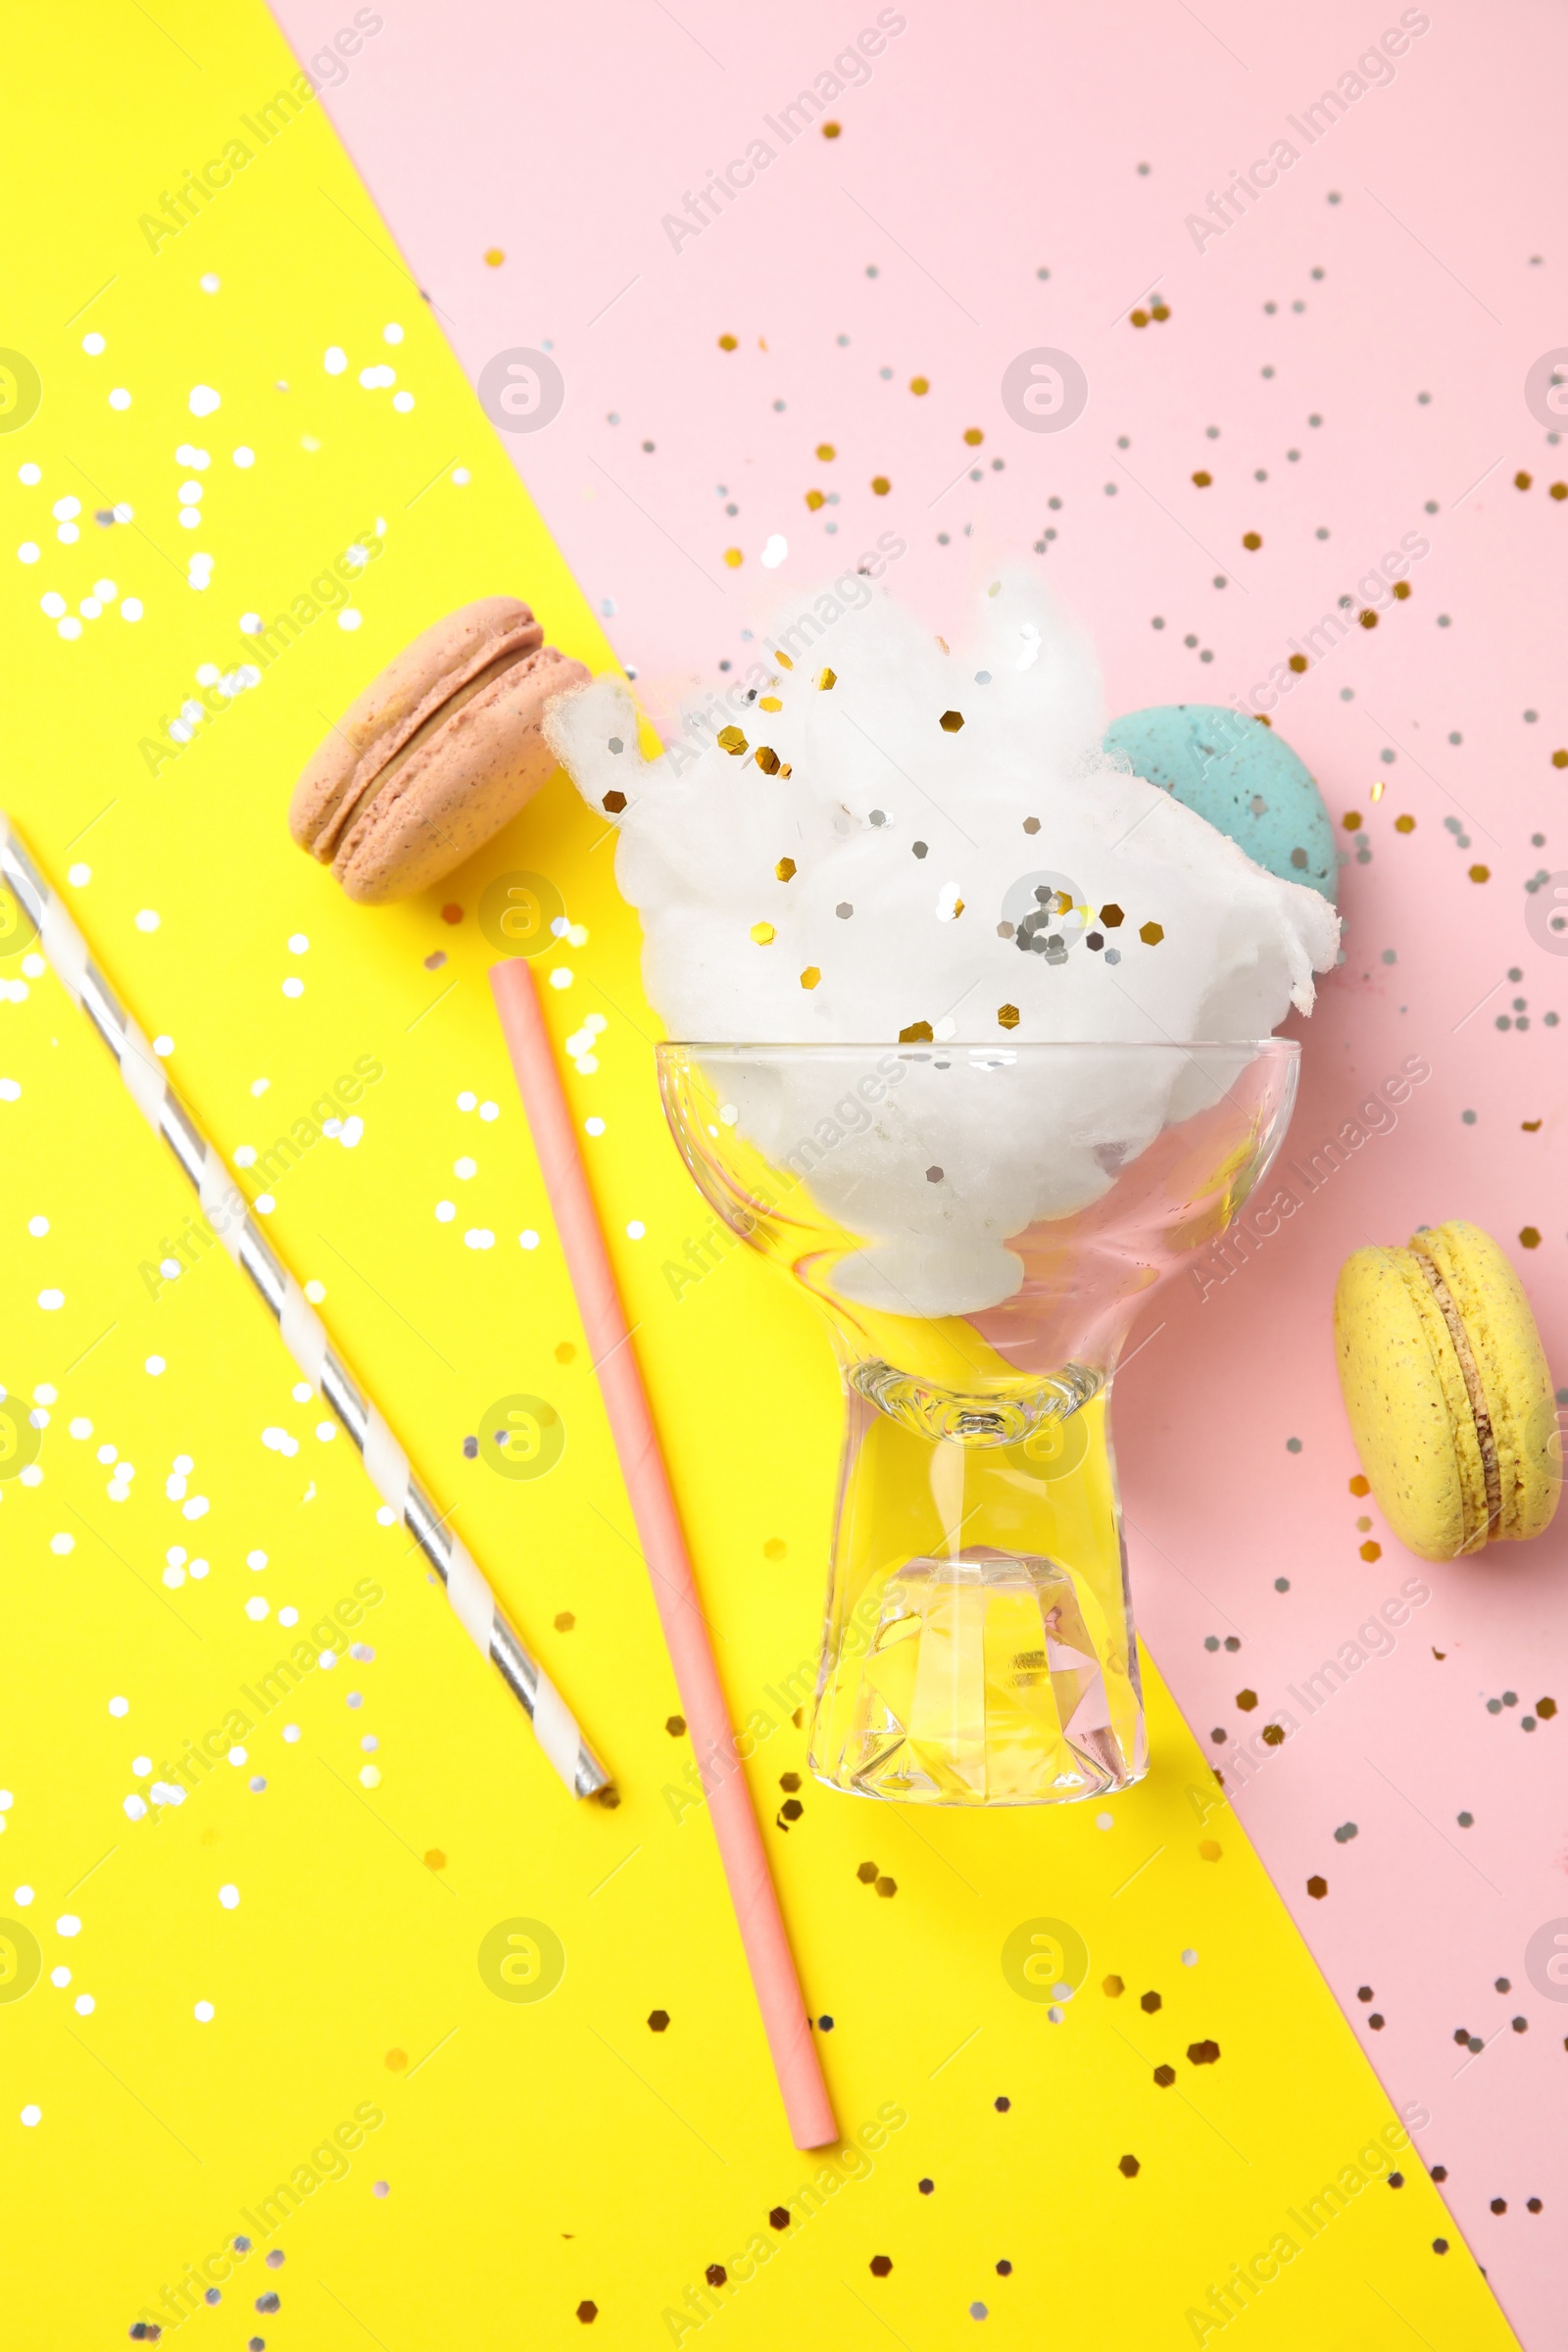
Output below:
[808,1391,1148,1806]
[835,1546,1142,1803]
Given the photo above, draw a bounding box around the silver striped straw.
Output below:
[1,816,610,1802]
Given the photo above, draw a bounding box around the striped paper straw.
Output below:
[1,817,609,1802]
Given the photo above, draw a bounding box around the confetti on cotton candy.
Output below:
[551,570,1337,1042]
[547,571,1340,1312]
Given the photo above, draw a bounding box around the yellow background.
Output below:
[0,8,1515,2346]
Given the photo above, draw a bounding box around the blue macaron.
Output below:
[1102,703,1337,903]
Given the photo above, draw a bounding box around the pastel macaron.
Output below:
[289,597,589,904]
[1334,1220,1559,1560]
[1102,703,1337,902]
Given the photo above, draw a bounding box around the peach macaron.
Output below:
[289,596,588,904]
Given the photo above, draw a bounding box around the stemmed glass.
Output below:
[657,1039,1298,1807]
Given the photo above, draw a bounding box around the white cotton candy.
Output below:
[546,572,1338,1315]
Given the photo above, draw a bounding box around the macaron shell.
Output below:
[1333,1245,1486,1560]
[1102,703,1337,901]
[1410,1221,1559,1543]
[288,596,543,857]
[333,645,589,905]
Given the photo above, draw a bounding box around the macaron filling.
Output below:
[1413,1248,1502,1539]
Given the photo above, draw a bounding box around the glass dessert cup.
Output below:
[657,1040,1299,1807]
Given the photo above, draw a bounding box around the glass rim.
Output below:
[656,1037,1301,1056]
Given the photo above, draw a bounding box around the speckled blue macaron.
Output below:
[1102,704,1337,902]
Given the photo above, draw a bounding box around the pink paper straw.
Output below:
[489,957,838,2151]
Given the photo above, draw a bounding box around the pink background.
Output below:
[268,0,1568,2335]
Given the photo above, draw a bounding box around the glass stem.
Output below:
[808,1390,1147,1804]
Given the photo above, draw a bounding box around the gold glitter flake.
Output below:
[1392,580,1411,599]
[1139,920,1164,945]
[775,649,795,669]
[1131,309,1150,328]
[1358,608,1378,628]
[899,1020,934,1043]
[724,548,744,568]
[1192,470,1212,487]
[1100,904,1124,927]
[821,119,841,137]
[717,726,749,756]
[909,375,929,395]
[1152,300,1170,320]
[871,475,891,495]
[1395,814,1417,834]
[939,710,964,732]
[800,965,821,990]
[805,489,826,511]
[778,763,793,777]
[755,745,781,774]
[775,857,797,881]
[816,442,837,461]
[751,922,776,945]
[817,666,837,690]
[1342,811,1362,831]
[1469,863,1491,882]
[602,790,627,813]
[962,427,983,446]
[760,695,783,711]
[1242,531,1261,551]
[1288,653,1308,673]
[717,333,738,351]
[998,1004,1020,1030]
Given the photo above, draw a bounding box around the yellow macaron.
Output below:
[1334,1219,1559,1561]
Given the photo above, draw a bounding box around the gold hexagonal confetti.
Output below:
[1139,920,1164,945]
[939,710,964,732]
[998,1004,1020,1030]
[800,965,821,990]
[717,726,749,756]
[750,921,776,945]
[775,857,797,882]
[755,746,781,774]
